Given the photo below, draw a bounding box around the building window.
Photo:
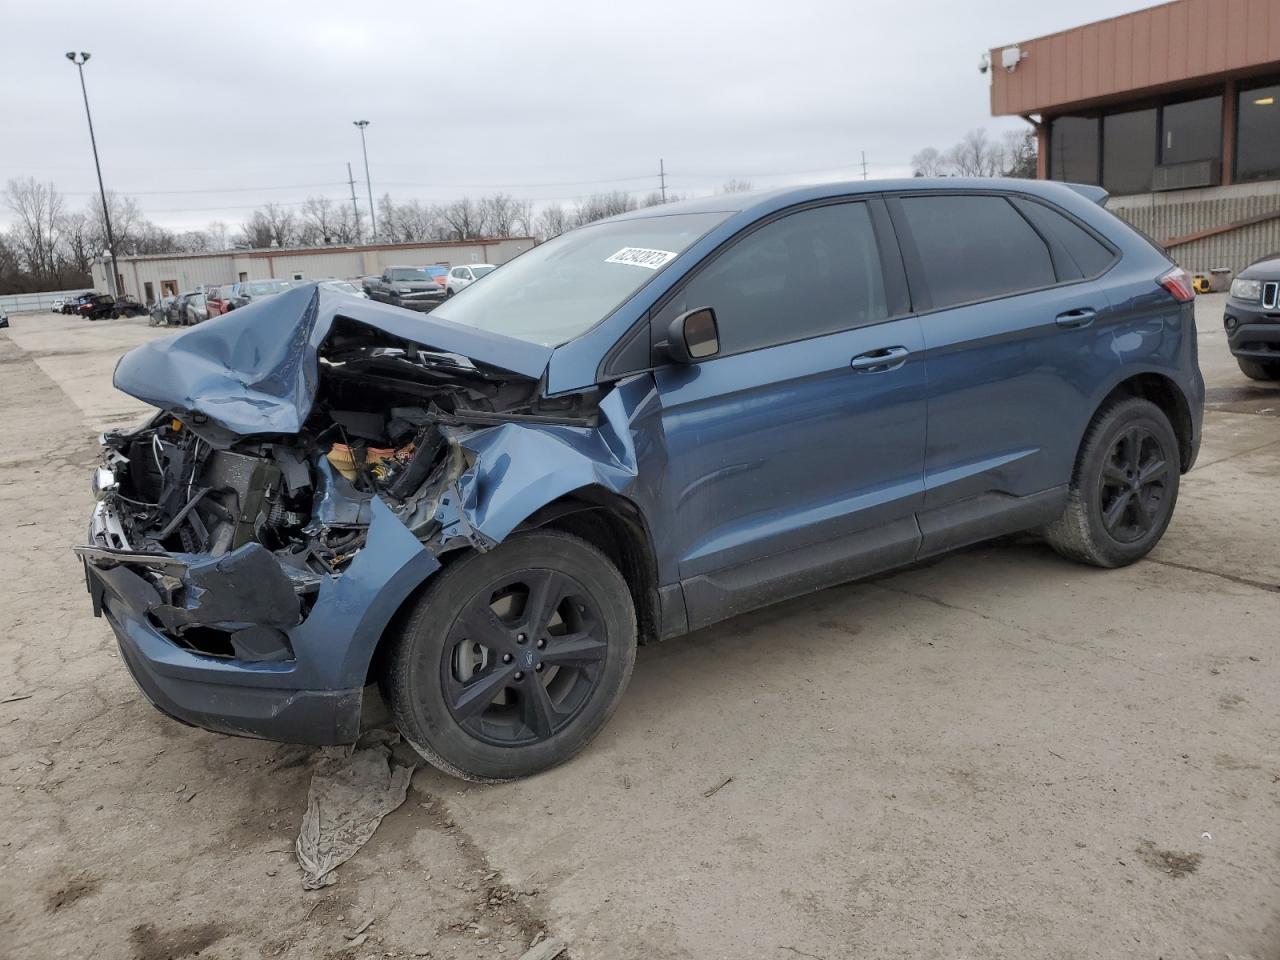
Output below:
[1162,95,1222,166]
[1237,82,1280,183]
[1103,109,1157,195]
[1049,116,1099,185]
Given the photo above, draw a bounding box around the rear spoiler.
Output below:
[1064,183,1109,207]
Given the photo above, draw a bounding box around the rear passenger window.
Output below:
[660,202,888,356]
[900,195,1055,308]
[1011,198,1116,279]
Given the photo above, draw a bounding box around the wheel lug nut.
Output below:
[516,633,527,644]
[513,671,524,681]
[535,663,544,673]
[536,638,545,649]
[502,653,513,664]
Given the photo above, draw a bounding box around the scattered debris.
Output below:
[295,729,414,889]
[703,776,734,798]
[1201,831,1213,840]
[517,937,565,960]
[1,694,32,704]
[344,917,375,940]
[35,756,53,767]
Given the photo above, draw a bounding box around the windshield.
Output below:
[431,212,729,346]
[472,265,495,278]
[389,268,431,282]
[247,280,292,296]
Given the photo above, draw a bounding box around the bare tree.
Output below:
[574,191,637,226]
[260,202,298,247]
[4,177,67,284]
[89,191,147,255]
[910,146,949,178]
[59,210,96,278]
[440,197,482,240]
[946,129,1005,177]
[535,203,570,241]
[1002,129,1038,178]
[205,220,231,251]
[478,193,523,236]
[300,196,345,245]
[237,210,275,249]
[722,178,754,193]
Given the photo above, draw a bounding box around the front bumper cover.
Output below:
[1224,298,1280,360]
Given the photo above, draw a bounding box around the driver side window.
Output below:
[656,201,888,357]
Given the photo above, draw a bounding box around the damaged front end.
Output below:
[77,284,616,744]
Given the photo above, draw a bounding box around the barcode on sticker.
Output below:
[605,247,677,269]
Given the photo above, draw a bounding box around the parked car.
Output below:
[0,305,8,329]
[78,179,1203,782]
[111,296,147,319]
[426,265,449,289]
[206,285,236,317]
[173,292,208,326]
[227,278,296,311]
[445,263,495,296]
[51,298,65,313]
[1224,255,1280,380]
[64,293,96,315]
[79,294,117,321]
[363,266,447,311]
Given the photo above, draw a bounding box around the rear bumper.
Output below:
[85,558,362,745]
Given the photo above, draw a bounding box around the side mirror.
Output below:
[666,307,720,363]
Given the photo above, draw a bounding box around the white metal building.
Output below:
[92,236,535,303]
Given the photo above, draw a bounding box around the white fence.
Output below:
[0,288,95,314]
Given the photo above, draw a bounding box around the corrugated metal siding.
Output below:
[94,239,536,301]
[991,0,1280,116]
[1108,181,1280,271]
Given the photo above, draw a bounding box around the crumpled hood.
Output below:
[113,283,551,437]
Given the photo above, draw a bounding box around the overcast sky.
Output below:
[2,0,1156,234]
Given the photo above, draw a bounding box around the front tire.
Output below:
[384,531,637,782]
[1237,356,1280,381]
[1044,397,1181,568]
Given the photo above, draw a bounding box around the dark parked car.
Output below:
[78,179,1203,782]
[0,306,8,329]
[79,294,117,321]
[111,296,147,318]
[172,292,208,326]
[363,266,447,311]
[1224,256,1280,380]
[62,293,96,315]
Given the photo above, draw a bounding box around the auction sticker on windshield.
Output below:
[605,247,677,269]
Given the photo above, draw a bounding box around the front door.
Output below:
[650,199,927,629]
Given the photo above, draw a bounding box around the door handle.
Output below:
[850,346,910,372]
[1055,307,1096,329]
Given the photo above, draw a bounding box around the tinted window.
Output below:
[901,195,1055,308]
[1011,199,1116,278]
[1237,83,1280,182]
[1162,95,1222,165]
[1103,109,1156,194]
[658,202,888,356]
[1049,116,1100,184]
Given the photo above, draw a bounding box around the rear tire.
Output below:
[1044,397,1181,568]
[1237,356,1280,381]
[383,530,637,782]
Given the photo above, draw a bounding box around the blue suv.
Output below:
[78,179,1203,781]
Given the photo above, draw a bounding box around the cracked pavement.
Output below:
[1,296,1277,959]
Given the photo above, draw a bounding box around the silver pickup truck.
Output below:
[362,265,447,312]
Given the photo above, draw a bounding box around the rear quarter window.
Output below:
[1010,197,1117,279]
[899,194,1056,309]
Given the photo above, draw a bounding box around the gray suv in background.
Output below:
[363,266,447,311]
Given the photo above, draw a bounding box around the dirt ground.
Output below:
[1,297,1277,960]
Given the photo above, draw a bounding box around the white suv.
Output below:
[445,263,495,297]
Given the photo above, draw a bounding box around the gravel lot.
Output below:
[1,296,1277,960]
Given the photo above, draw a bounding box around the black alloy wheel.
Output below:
[1097,425,1169,544]
[384,530,637,782]
[442,568,608,746]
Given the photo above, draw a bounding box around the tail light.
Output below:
[1158,267,1195,303]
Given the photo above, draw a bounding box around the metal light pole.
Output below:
[66,52,119,297]
[353,121,376,242]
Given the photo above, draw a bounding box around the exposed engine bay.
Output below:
[84,316,600,658]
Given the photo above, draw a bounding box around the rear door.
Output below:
[650,198,927,628]
[888,191,1119,553]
